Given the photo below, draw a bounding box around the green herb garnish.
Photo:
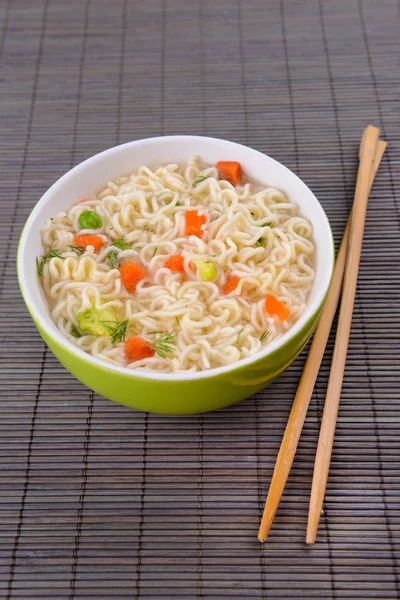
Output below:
[70,324,82,338]
[260,330,270,343]
[107,250,119,269]
[68,244,85,256]
[176,201,182,207]
[152,247,158,258]
[100,319,129,344]
[255,237,265,247]
[238,328,244,336]
[148,331,175,358]
[250,212,255,217]
[175,316,180,326]
[36,249,65,276]
[262,222,272,227]
[113,239,132,250]
[194,175,209,187]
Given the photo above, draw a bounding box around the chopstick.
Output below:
[258,134,387,543]
[306,124,381,544]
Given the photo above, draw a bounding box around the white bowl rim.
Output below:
[18,135,334,382]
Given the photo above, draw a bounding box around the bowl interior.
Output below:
[18,135,334,380]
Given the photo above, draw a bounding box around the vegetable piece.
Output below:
[72,234,104,252]
[185,209,206,237]
[77,301,118,336]
[265,294,290,322]
[194,175,209,187]
[78,210,102,229]
[148,332,175,358]
[222,275,240,295]
[107,250,119,269]
[165,255,185,272]
[255,237,265,247]
[197,260,217,281]
[152,247,158,258]
[113,239,132,250]
[100,319,129,344]
[68,244,85,256]
[36,249,65,276]
[119,260,146,293]
[260,330,270,343]
[125,336,155,361]
[216,161,242,185]
[70,324,82,338]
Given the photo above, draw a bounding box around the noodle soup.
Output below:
[37,156,315,373]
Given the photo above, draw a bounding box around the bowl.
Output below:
[17,136,334,414]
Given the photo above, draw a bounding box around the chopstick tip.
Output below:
[306,525,317,545]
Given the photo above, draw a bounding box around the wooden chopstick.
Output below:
[306,125,381,544]
[258,136,387,543]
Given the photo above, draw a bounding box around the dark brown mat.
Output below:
[0,0,399,598]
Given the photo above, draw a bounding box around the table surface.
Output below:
[1,0,399,598]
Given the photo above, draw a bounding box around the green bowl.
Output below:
[17,136,334,414]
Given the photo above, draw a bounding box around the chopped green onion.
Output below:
[262,222,272,227]
[152,247,158,258]
[255,238,265,247]
[78,210,102,229]
[78,301,118,336]
[194,175,209,187]
[197,259,217,281]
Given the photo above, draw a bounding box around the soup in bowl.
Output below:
[18,136,334,414]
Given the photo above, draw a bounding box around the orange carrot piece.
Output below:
[119,260,146,293]
[165,255,185,272]
[125,336,155,361]
[222,275,241,295]
[265,294,290,321]
[217,161,243,186]
[185,210,206,237]
[73,234,104,252]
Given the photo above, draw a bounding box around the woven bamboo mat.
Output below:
[1,0,399,598]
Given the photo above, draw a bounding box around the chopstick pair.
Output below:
[258,126,387,544]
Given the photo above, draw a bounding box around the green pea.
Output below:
[78,210,102,229]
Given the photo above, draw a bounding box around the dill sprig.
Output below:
[113,239,132,250]
[194,175,209,187]
[68,244,85,256]
[100,319,129,344]
[148,331,176,358]
[36,249,65,276]
[260,330,270,343]
[107,250,119,269]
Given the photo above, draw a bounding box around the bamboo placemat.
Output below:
[0,0,399,598]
